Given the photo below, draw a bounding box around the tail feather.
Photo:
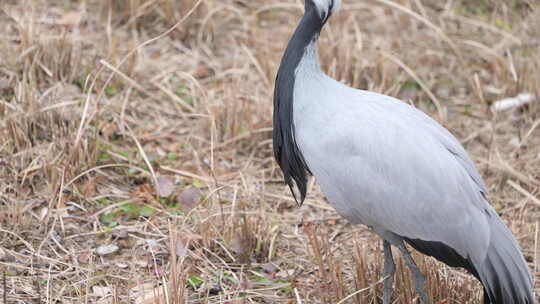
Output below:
[477,215,535,304]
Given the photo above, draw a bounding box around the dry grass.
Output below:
[0,0,539,303]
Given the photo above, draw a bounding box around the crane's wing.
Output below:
[295,86,493,264]
[293,68,534,304]
[422,113,488,198]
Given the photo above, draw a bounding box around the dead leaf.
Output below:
[132,184,160,207]
[100,121,118,139]
[59,11,83,26]
[82,177,99,197]
[261,263,277,274]
[134,259,149,268]
[238,277,253,291]
[276,269,295,278]
[56,206,69,218]
[112,229,128,239]
[78,251,92,264]
[178,187,201,210]
[231,234,245,256]
[131,283,166,304]
[157,175,175,197]
[175,238,189,258]
[175,232,202,258]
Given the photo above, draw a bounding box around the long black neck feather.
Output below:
[273,3,327,204]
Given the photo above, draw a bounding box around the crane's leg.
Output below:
[382,240,396,304]
[396,243,428,304]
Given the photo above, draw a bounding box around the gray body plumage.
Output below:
[272,1,535,302]
[293,43,534,303]
[294,43,490,257]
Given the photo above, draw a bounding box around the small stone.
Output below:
[51,230,63,243]
[509,137,520,148]
[96,244,120,256]
[92,286,111,297]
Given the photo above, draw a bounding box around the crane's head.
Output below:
[307,0,342,22]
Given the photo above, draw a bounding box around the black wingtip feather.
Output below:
[403,237,481,279]
[477,215,535,304]
[403,213,536,304]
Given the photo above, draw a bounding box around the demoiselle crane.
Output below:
[272,0,535,303]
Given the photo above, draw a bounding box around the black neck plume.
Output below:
[273,4,326,204]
